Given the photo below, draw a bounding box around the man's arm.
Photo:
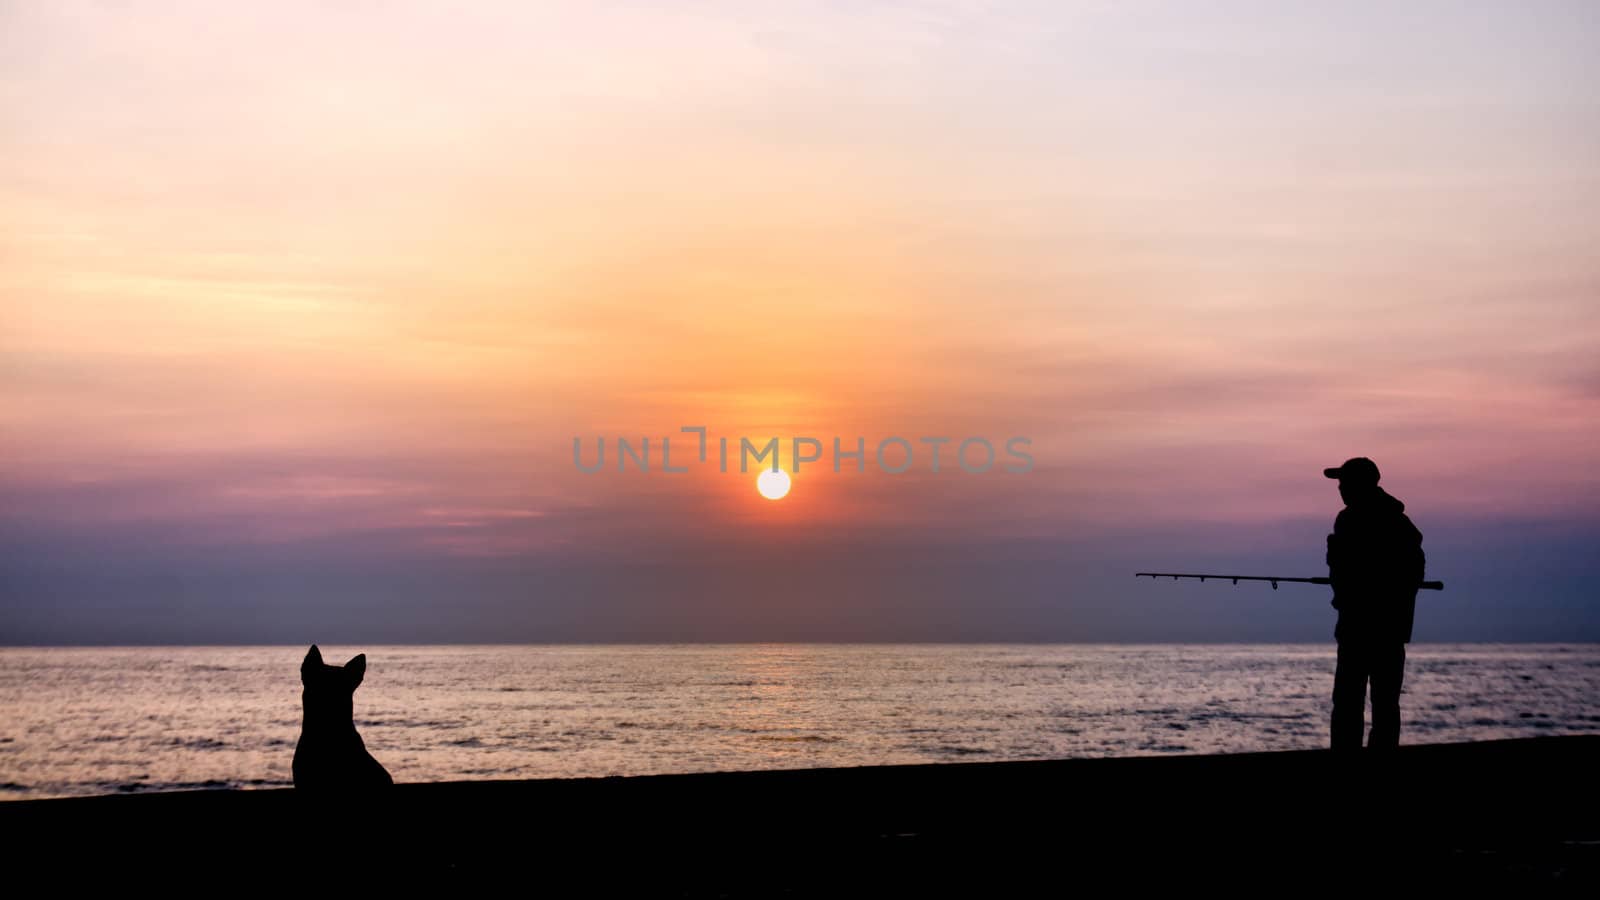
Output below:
[1402,515,1425,586]
[1326,509,1350,607]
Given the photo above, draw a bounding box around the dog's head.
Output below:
[300,645,367,725]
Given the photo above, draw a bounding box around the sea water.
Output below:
[1,643,1596,799]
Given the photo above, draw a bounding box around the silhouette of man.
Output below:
[1324,457,1424,750]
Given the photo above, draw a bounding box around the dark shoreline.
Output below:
[5,736,1597,893]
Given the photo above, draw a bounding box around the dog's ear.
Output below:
[301,645,323,683]
[345,653,366,688]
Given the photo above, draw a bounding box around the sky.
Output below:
[2,1,1597,643]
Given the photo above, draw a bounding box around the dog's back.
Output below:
[293,645,393,791]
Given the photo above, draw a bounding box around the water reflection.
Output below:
[0,643,1596,798]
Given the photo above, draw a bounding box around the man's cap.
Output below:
[1324,457,1380,484]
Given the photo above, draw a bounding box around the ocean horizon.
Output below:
[3,642,1597,801]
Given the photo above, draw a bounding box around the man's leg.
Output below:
[1330,641,1368,751]
[1367,643,1406,748]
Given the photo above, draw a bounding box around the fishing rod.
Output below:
[1135,572,1444,591]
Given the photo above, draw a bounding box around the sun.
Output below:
[756,468,791,500]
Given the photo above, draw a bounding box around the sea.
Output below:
[2,643,1597,800]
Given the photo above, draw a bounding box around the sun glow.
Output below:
[756,469,791,500]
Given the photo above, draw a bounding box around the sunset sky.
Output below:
[3,2,1597,642]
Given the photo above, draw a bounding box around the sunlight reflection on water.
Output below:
[1,643,1596,799]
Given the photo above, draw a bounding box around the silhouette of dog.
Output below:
[293,645,393,791]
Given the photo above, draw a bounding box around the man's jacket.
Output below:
[1326,487,1425,643]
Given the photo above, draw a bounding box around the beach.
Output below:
[3,735,1595,892]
